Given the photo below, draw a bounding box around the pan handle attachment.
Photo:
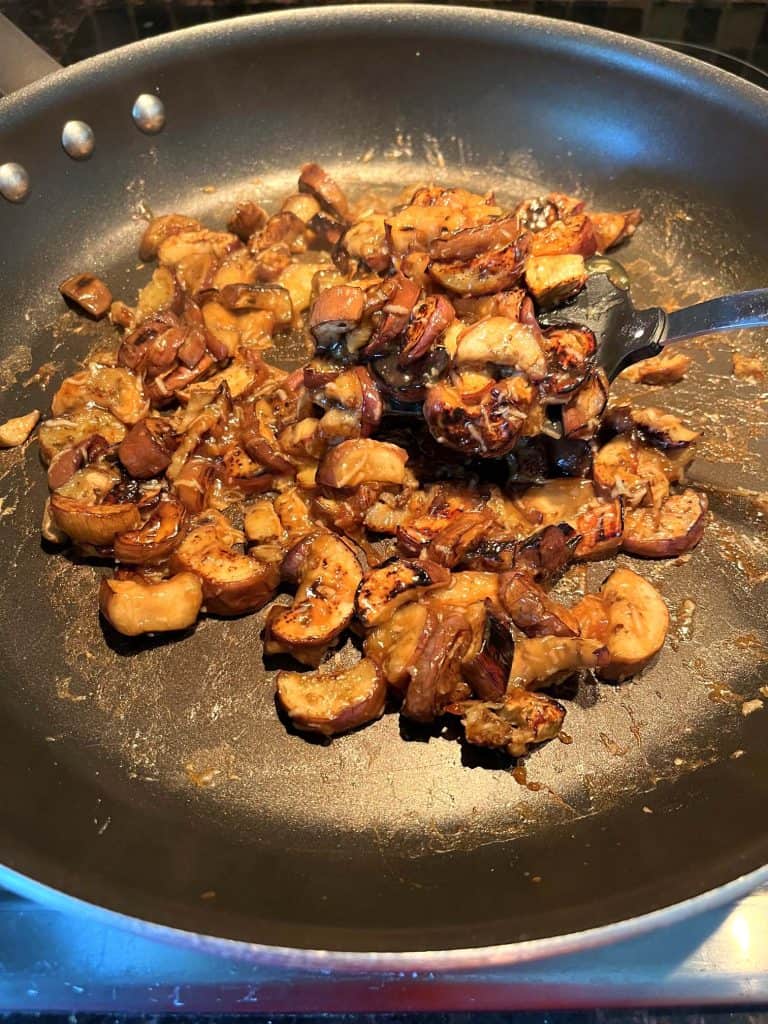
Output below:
[0,13,61,97]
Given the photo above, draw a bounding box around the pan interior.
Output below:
[0,10,767,953]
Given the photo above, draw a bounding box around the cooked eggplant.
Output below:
[316,438,409,488]
[424,373,534,458]
[590,209,642,252]
[574,498,624,560]
[59,272,112,319]
[429,237,530,296]
[118,418,177,479]
[227,200,268,241]
[628,407,700,449]
[99,572,203,637]
[399,295,455,366]
[298,162,349,221]
[402,611,472,722]
[364,601,432,690]
[562,369,609,439]
[621,350,692,385]
[277,658,385,737]
[510,635,608,689]
[622,489,708,558]
[50,493,140,547]
[529,214,596,258]
[362,274,421,356]
[598,566,669,680]
[114,499,187,565]
[356,558,450,628]
[170,512,280,616]
[499,570,578,637]
[52,366,149,425]
[453,317,547,380]
[429,214,521,261]
[269,532,362,647]
[593,434,671,508]
[461,603,516,700]
[449,688,566,757]
[525,254,587,306]
[139,213,202,261]
[0,410,40,448]
[309,286,364,348]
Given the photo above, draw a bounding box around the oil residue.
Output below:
[671,597,696,650]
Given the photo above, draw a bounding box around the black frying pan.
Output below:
[0,5,767,971]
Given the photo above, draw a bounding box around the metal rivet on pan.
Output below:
[0,162,30,203]
[132,94,166,134]
[62,120,95,160]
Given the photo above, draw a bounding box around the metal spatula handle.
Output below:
[665,288,768,344]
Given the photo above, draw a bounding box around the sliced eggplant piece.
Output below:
[399,295,455,366]
[426,511,490,569]
[59,273,112,319]
[509,635,608,689]
[525,254,587,306]
[139,213,202,261]
[574,498,624,560]
[629,407,700,449]
[114,499,187,565]
[50,493,140,547]
[309,286,365,349]
[621,350,692,386]
[170,512,279,616]
[402,611,472,723]
[269,532,363,647]
[429,237,529,296]
[52,366,149,426]
[449,688,566,757]
[424,373,534,459]
[562,369,609,439]
[0,410,40,448]
[226,200,268,241]
[356,557,450,628]
[362,274,421,356]
[428,570,501,610]
[590,209,642,252]
[118,418,177,479]
[298,163,349,221]
[277,658,385,738]
[598,566,669,680]
[99,572,203,637]
[453,317,547,380]
[499,570,578,637]
[364,601,432,691]
[593,434,671,508]
[461,603,516,700]
[428,214,521,261]
[514,523,579,581]
[529,214,596,258]
[622,489,708,558]
[316,438,409,488]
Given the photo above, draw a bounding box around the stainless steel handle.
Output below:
[665,289,768,343]
[0,13,61,96]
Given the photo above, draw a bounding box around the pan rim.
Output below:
[2,858,768,971]
[0,1,767,969]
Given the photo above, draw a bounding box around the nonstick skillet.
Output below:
[0,4,767,971]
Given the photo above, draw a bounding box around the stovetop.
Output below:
[0,0,767,1014]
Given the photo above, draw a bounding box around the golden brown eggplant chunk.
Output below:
[114,499,187,565]
[174,457,215,515]
[598,566,669,680]
[52,366,149,426]
[59,273,112,319]
[316,438,409,488]
[499,571,578,637]
[298,163,350,221]
[428,571,501,611]
[622,489,708,558]
[426,511,491,569]
[429,237,530,296]
[525,254,587,306]
[453,318,548,380]
[570,593,610,644]
[509,635,608,689]
[139,214,202,261]
[118,418,177,479]
[529,214,596,258]
[461,603,516,701]
[227,200,268,242]
[309,286,365,349]
[262,605,331,668]
[363,274,421,356]
[356,558,450,628]
[449,687,566,757]
[50,493,141,547]
[170,512,279,616]
[0,410,40,448]
[627,407,700,449]
[423,373,534,458]
[38,411,126,464]
[574,498,624,560]
[269,532,363,647]
[364,601,432,690]
[562,369,609,439]
[590,209,642,252]
[399,295,455,366]
[515,193,584,232]
[216,283,293,325]
[428,214,521,261]
[621,350,692,386]
[513,523,579,581]
[277,658,385,737]
[402,611,472,723]
[340,214,390,272]
[99,571,203,637]
[47,433,112,490]
[593,435,671,508]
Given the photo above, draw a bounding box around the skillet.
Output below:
[0,4,767,971]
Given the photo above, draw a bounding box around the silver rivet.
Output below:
[62,120,95,160]
[0,162,30,203]
[132,94,165,134]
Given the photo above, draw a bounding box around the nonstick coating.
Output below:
[0,6,767,965]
